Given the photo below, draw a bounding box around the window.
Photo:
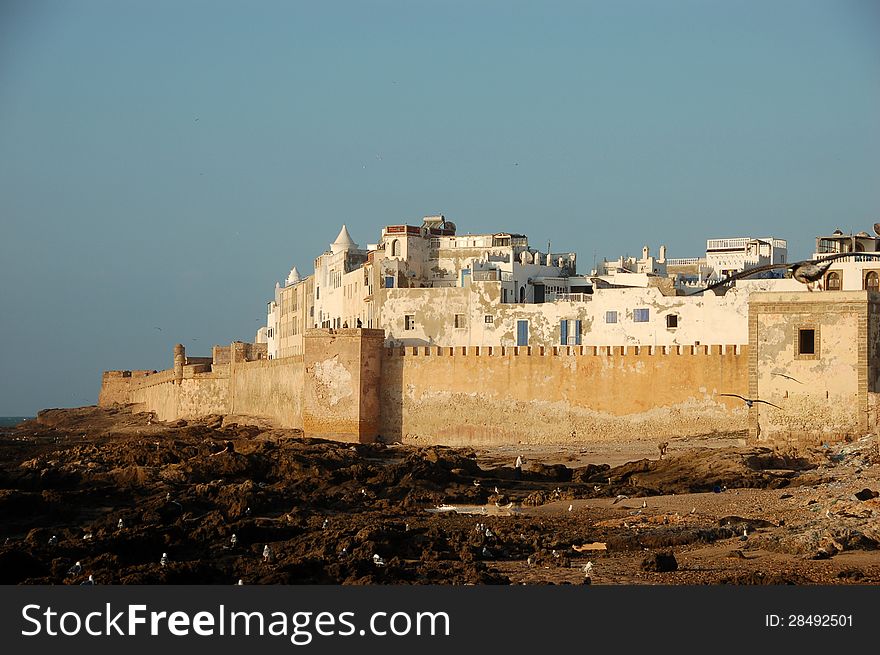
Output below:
[404,315,415,330]
[865,271,879,292]
[634,308,650,322]
[826,271,841,291]
[484,315,494,324]
[605,311,618,324]
[516,320,529,346]
[384,276,394,289]
[560,319,581,345]
[666,314,679,329]
[798,328,815,355]
[391,239,400,257]
[454,314,466,328]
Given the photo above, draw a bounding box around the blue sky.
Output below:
[1,0,878,415]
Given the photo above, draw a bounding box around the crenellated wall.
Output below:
[379,344,748,446]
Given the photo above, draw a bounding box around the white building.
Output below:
[813,228,880,292]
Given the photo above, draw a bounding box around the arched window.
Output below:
[519,286,526,303]
[391,239,400,257]
[865,271,879,292]
[826,271,841,291]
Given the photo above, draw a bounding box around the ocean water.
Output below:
[0,417,32,427]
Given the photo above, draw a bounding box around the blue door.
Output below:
[517,320,529,346]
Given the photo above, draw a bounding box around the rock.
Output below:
[854,488,878,501]
[640,550,678,572]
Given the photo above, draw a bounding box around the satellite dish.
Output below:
[873,222,880,237]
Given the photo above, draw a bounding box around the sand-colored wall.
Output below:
[302,328,385,442]
[379,344,748,446]
[749,291,870,445]
[229,357,304,428]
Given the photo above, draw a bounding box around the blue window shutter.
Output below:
[517,320,529,346]
[560,320,568,345]
[575,320,582,345]
[385,276,394,289]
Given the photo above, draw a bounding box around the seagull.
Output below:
[690,252,880,295]
[582,562,593,577]
[80,575,95,586]
[473,480,481,487]
[48,535,58,546]
[322,519,329,530]
[82,532,93,540]
[641,500,647,509]
[67,561,82,575]
[154,326,163,331]
[612,494,629,505]
[740,528,748,542]
[237,579,244,585]
[263,545,272,562]
[568,504,573,512]
[494,486,500,494]
[718,393,782,410]
[245,507,252,517]
[230,533,237,547]
[771,372,803,384]
[485,528,493,538]
[160,553,169,567]
[482,546,492,558]
[690,507,696,515]
[117,518,124,529]
[166,492,171,502]
[373,554,386,567]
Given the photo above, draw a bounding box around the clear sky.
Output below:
[1,0,878,415]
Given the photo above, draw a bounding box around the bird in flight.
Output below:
[689,252,880,295]
[719,393,782,410]
[771,372,802,384]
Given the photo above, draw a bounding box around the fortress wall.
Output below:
[229,356,304,428]
[379,344,749,446]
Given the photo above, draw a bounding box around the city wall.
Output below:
[102,335,749,445]
[380,344,748,446]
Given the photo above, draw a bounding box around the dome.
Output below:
[285,266,301,286]
[331,224,358,254]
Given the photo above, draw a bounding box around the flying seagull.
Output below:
[718,393,782,410]
[690,252,880,295]
[771,372,803,384]
[612,494,629,505]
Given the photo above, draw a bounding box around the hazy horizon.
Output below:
[1,0,878,415]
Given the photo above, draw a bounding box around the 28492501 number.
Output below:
[765,614,853,627]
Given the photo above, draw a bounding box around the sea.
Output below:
[0,417,32,427]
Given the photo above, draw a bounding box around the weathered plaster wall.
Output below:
[229,357,304,428]
[380,344,748,446]
[749,291,869,445]
[302,329,384,442]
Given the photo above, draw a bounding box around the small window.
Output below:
[605,311,618,324]
[826,271,841,291]
[798,328,815,355]
[454,314,466,328]
[484,315,494,324]
[634,308,650,322]
[865,271,879,292]
[666,314,679,329]
[384,276,395,289]
[516,320,529,346]
[405,315,415,330]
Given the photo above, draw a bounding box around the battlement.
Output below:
[385,344,745,357]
